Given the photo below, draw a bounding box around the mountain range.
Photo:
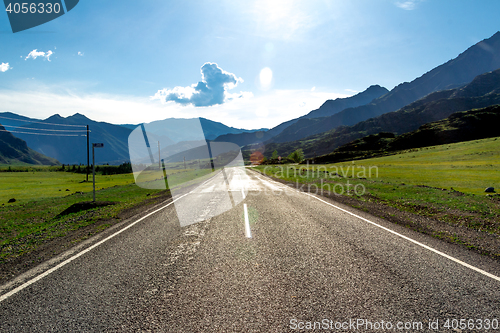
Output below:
[1,113,267,165]
[233,31,500,148]
[256,67,500,159]
[122,117,267,143]
[3,31,500,166]
[311,104,500,164]
[214,84,389,146]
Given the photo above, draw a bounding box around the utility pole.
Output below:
[92,143,104,202]
[183,156,186,170]
[206,141,215,172]
[92,144,95,201]
[86,125,89,182]
[158,141,161,170]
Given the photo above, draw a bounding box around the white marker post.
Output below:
[92,143,104,202]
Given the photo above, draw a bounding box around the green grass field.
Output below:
[343,137,500,196]
[0,164,226,263]
[0,165,217,204]
[0,182,166,262]
[0,171,136,204]
[256,137,500,237]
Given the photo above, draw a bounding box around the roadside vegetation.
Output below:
[255,137,500,257]
[0,182,168,272]
[0,165,135,204]
[0,163,224,272]
[0,167,153,269]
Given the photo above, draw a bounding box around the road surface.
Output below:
[1,167,499,332]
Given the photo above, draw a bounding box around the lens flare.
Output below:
[259,67,273,89]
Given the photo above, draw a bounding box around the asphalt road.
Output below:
[1,167,499,332]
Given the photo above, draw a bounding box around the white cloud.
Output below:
[25,49,54,61]
[0,63,11,72]
[152,63,248,107]
[395,0,422,10]
[78,51,84,56]
[0,87,349,130]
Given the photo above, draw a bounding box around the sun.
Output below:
[259,67,273,89]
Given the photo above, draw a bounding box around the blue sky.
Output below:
[0,0,499,129]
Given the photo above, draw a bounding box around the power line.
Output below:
[0,128,86,137]
[0,114,87,127]
[1,124,89,132]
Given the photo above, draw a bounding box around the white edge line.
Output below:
[251,170,500,282]
[0,193,189,303]
[244,204,252,238]
[302,192,500,282]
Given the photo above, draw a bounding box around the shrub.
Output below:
[288,149,305,163]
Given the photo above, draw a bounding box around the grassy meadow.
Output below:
[256,137,500,236]
[0,163,227,263]
[0,170,136,204]
[0,182,166,263]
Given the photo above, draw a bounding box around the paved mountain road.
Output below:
[0,168,499,332]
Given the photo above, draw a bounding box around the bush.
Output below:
[288,149,305,163]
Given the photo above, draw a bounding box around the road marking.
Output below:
[238,171,246,199]
[304,192,500,282]
[251,170,500,283]
[244,204,252,238]
[0,193,189,304]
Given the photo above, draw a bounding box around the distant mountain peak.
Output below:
[366,84,387,92]
[45,114,63,121]
[309,84,389,117]
[69,113,91,120]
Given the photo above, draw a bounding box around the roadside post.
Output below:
[92,143,104,202]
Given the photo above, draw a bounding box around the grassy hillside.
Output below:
[258,137,499,195]
[338,137,500,196]
[311,104,500,164]
[0,124,60,165]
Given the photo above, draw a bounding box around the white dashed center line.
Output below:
[244,203,252,238]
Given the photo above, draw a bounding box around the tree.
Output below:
[271,150,278,160]
[288,149,304,163]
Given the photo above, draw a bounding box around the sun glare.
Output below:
[259,67,273,89]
